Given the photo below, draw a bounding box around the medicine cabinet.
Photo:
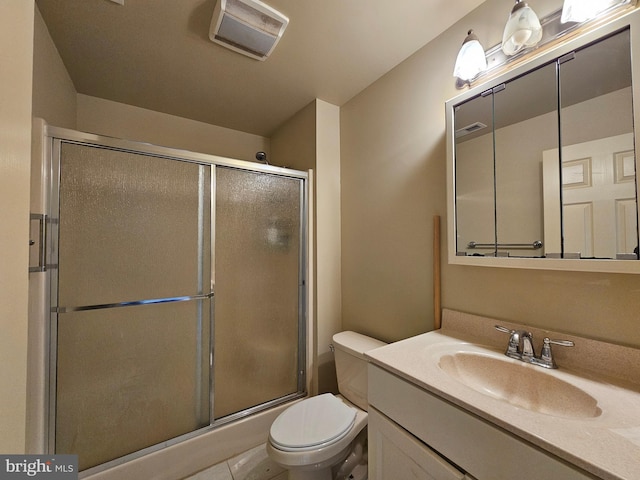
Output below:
[446,10,640,273]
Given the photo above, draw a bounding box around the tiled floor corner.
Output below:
[185,444,287,480]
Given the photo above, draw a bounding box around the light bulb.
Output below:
[453,30,487,82]
[502,1,542,56]
[561,0,623,23]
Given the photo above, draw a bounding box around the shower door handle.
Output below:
[29,213,47,273]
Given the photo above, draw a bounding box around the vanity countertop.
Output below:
[365,309,640,480]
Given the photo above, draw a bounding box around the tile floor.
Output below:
[185,444,287,480]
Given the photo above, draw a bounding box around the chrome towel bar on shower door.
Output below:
[55,292,214,314]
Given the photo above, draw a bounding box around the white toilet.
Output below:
[266,331,386,480]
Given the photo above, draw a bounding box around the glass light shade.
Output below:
[453,30,487,82]
[561,0,625,23]
[502,1,543,56]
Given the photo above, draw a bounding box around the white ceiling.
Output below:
[37,0,487,137]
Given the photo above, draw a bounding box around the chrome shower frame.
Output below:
[34,125,310,477]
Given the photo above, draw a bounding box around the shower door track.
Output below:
[45,126,309,178]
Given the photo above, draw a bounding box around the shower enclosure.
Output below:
[32,128,308,475]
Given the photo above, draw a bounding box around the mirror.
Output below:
[454,93,495,256]
[556,29,635,259]
[455,62,558,258]
[447,14,640,273]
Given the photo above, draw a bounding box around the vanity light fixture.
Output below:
[454,0,634,88]
[561,0,631,23]
[453,30,488,83]
[502,0,543,56]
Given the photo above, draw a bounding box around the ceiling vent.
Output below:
[209,0,289,61]
[455,121,487,138]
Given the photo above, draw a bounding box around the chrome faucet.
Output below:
[499,328,533,360]
[495,325,574,369]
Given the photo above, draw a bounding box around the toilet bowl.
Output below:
[266,394,367,480]
[266,331,386,480]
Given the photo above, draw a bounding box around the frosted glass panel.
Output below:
[57,143,211,307]
[49,136,306,472]
[55,300,211,471]
[53,142,212,472]
[214,167,302,418]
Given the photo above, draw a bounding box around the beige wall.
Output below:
[341,0,640,348]
[340,19,452,342]
[271,100,316,171]
[32,5,76,129]
[314,100,342,393]
[77,94,269,163]
[1,0,34,453]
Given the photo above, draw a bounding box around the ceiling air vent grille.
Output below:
[209,0,289,61]
[455,121,487,138]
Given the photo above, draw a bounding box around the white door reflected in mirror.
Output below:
[543,133,637,259]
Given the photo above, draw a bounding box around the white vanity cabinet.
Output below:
[368,365,595,480]
[368,407,469,480]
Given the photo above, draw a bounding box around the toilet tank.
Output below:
[332,331,386,410]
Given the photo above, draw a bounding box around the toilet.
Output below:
[266,331,386,480]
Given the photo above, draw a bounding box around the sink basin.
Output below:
[438,352,600,418]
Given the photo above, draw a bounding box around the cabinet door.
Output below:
[493,62,558,258]
[369,365,596,480]
[368,407,465,480]
[558,29,636,260]
[454,93,495,256]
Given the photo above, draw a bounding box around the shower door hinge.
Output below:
[29,213,47,273]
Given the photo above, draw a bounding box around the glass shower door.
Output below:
[213,166,305,419]
[52,142,212,471]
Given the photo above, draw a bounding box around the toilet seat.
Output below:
[269,394,357,452]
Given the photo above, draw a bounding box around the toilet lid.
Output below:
[269,394,357,451]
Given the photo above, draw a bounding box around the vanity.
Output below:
[366,309,640,480]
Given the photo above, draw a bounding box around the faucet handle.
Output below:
[546,338,575,347]
[539,337,574,369]
[494,325,513,335]
[495,325,520,358]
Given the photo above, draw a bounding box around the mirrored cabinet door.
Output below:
[454,62,559,258]
[494,62,558,258]
[454,93,495,256]
[557,29,637,260]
